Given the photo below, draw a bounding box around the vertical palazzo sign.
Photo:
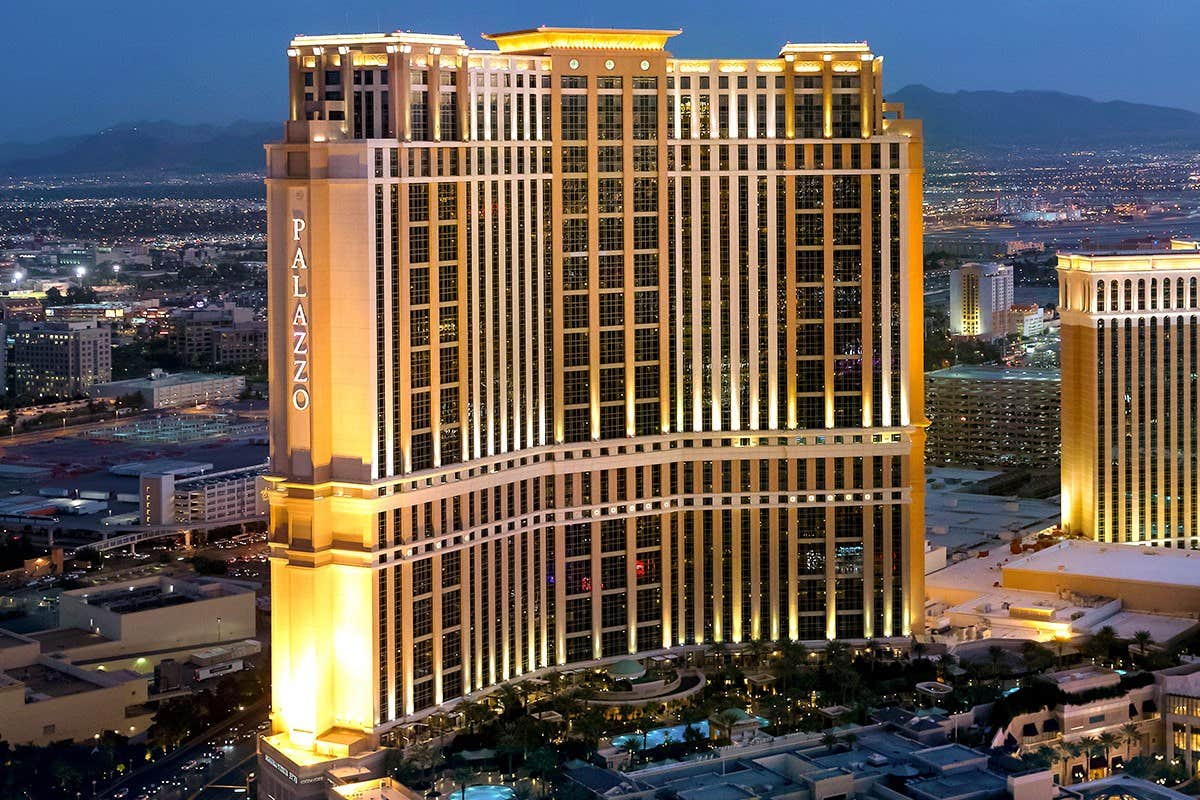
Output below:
[290,216,311,412]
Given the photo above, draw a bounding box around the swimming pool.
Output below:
[459,786,515,800]
[611,717,769,750]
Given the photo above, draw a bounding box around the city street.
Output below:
[98,706,266,800]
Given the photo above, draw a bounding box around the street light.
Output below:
[12,270,22,284]
[75,266,86,280]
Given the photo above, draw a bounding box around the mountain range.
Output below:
[0,86,1197,176]
[890,85,1200,150]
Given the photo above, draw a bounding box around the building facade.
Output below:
[1059,250,1200,546]
[140,465,267,525]
[1008,303,1045,338]
[925,365,1059,470]
[262,26,924,791]
[11,320,111,400]
[168,304,268,366]
[91,370,246,408]
[949,262,1013,339]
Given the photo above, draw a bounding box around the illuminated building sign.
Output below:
[290,217,311,412]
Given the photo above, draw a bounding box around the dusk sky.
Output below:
[9,0,1199,142]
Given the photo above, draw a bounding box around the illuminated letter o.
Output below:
[291,388,311,411]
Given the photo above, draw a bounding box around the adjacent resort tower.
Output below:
[1059,242,1200,547]
[260,25,924,798]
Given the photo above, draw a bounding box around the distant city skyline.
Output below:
[7,0,1200,142]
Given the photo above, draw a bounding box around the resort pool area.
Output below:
[460,786,515,800]
[611,717,769,750]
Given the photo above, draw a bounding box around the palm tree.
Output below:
[842,731,858,751]
[1098,731,1119,776]
[747,637,769,668]
[1063,741,1084,785]
[1086,626,1119,665]
[1026,745,1055,770]
[1078,737,1100,778]
[525,748,557,798]
[821,731,838,753]
[1131,631,1154,662]
[910,637,928,661]
[987,645,1007,686]
[453,766,474,800]
[1121,722,1140,761]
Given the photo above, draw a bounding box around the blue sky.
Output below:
[7,0,1198,141]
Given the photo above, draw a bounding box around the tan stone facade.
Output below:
[262,26,925,788]
[1059,251,1200,545]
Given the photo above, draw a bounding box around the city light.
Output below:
[2,9,1200,800]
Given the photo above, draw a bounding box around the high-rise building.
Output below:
[11,320,110,400]
[168,304,267,367]
[949,262,1013,339]
[925,365,1060,470]
[1059,249,1200,545]
[261,26,925,795]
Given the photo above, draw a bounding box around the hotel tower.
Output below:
[1060,243,1200,547]
[260,25,924,796]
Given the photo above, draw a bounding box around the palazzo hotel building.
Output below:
[261,24,924,792]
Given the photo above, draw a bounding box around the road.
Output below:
[187,751,258,800]
[98,704,267,800]
[0,414,139,451]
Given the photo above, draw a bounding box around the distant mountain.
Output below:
[2,86,1198,176]
[890,85,1200,150]
[0,121,277,176]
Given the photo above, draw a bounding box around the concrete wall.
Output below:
[0,661,151,745]
[1001,569,1200,615]
[59,579,256,656]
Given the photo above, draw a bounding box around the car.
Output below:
[112,789,129,799]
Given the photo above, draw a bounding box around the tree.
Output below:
[910,637,928,661]
[525,748,557,798]
[1019,640,1054,674]
[1078,737,1100,778]
[747,637,769,668]
[1131,631,1154,662]
[1084,626,1119,665]
[1061,741,1084,785]
[821,731,838,753]
[1120,722,1140,760]
[1098,731,1119,776]
[987,645,1007,686]
[407,741,438,786]
[453,766,473,800]
[682,724,705,745]
[841,732,858,750]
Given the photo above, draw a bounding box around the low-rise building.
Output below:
[0,296,45,323]
[1001,540,1200,615]
[90,369,246,408]
[0,629,151,745]
[1003,666,1161,780]
[54,575,256,659]
[140,465,267,525]
[562,727,1054,800]
[1161,663,1200,774]
[43,302,129,323]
